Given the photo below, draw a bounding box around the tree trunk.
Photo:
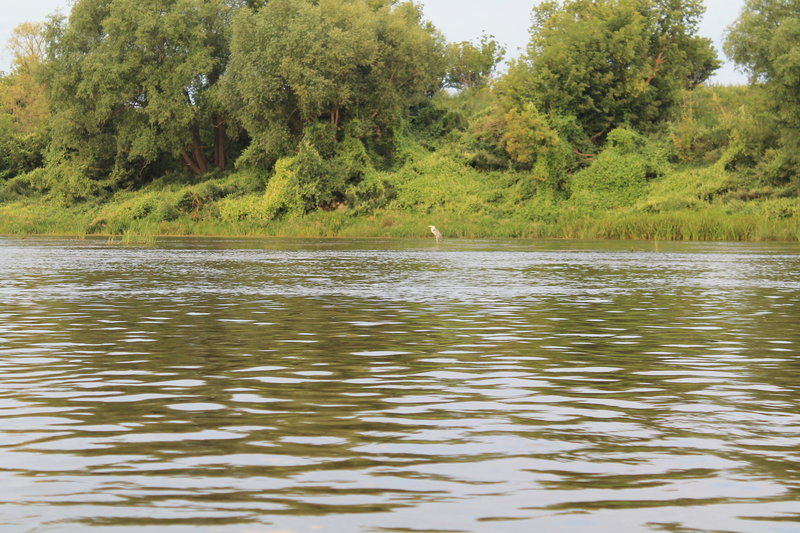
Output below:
[181,151,203,175]
[213,113,226,170]
[192,129,208,174]
[330,105,341,133]
[181,127,208,175]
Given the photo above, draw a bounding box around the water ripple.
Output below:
[0,237,798,532]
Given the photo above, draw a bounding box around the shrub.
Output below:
[217,194,271,222]
[44,160,104,206]
[262,156,305,219]
[638,165,733,212]
[344,170,397,215]
[391,151,486,214]
[569,128,667,209]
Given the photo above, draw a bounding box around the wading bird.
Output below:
[428,225,442,243]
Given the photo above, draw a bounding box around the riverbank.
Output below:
[2,84,798,244]
[2,197,798,242]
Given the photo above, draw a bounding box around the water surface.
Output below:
[1,237,799,532]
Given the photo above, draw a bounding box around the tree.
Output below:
[725,0,800,183]
[0,22,49,181]
[505,0,720,142]
[445,34,505,91]
[221,0,446,169]
[42,0,237,185]
[0,22,49,135]
[7,22,47,73]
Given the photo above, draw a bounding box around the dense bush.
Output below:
[637,165,732,212]
[569,128,668,209]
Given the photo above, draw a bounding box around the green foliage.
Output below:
[462,102,511,171]
[3,156,109,207]
[257,136,373,218]
[344,171,397,214]
[637,165,733,211]
[217,194,270,223]
[42,0,235,184]
[44,159,105,206]
[262,157,306,219]
[387,148,529,215]
[0,23,49,183]
[506,0,719,140]
[445,33,505,91]
[0,0,797,243]
[559,207,799,241]
[667,84,798,192]
[84,169,268,232]
[501,103,559,167]
[668,86,746,163]
[744,197,800,220]
[570,127,667,209]
[0,23,50,137]
[408,97,469,147]
[175,180,231,217]
[221,0,446,169]
[462,95,579,191]
[0,119,46,181]
[391,151,477,213]
[236,127,295,171]
[291,141,343,210]
[724,0,800,84]
[335,135,371,184]
[725,0,800,185]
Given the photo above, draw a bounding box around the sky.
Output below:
[0,0,747,84]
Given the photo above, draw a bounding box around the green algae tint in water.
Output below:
[0,237,799,533]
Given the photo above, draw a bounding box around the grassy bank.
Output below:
[2,196,797,242]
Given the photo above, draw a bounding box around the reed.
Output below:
[556,210,799,242]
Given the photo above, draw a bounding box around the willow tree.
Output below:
[221,0,446,168]
[43,0,236,185]
[505,0,720,141]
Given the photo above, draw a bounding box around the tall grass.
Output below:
[1,199,797,242]
[559,210,798,241]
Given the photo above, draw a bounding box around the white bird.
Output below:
[428,225,442,243]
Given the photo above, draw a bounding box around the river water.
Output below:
[1,237,799,532]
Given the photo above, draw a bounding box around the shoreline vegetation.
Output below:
[1,165,799,242]
[2,160,797,242]
[1,0,798,244]
[1,214,797,242]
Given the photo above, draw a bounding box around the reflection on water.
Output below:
[1,237,799,532]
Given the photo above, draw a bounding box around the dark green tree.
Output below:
[221,0,446,170]
[42,0,237,186]
[725,0,800,184]
[506,0,720,141]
